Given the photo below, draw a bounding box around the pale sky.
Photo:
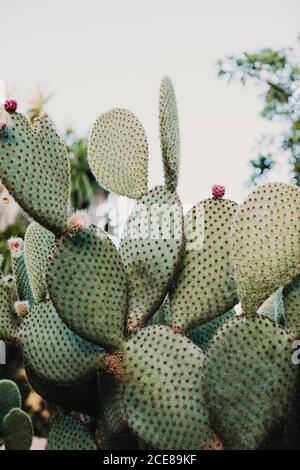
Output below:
[1,0,299,206]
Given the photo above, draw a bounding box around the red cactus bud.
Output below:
[0,120,7,131]
[4,99,17,114]
[212,185,225,199]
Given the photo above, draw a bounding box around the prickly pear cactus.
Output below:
[232,182,300,316]
[119,185,184,328]
[47,226,127,349]
[1,79,300,451]
[159,77,180,192]
[0,109,70,233]
[0,380,33,450]
[88,108,148,199]
[46,416,97,450]
[203,316,298,449]
[24,222,54,303]
[170,197,238,330]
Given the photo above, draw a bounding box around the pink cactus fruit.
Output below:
[4,99,17,114]
[212,185,225,199]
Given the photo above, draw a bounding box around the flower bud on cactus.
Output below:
[212,185,225,199]
[14,301,30,318]
[67,211,91,233]
[7,237,23,258]
[4,99,17,114]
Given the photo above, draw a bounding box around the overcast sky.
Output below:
[1,0,299,207]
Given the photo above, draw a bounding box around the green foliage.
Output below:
[217,37,300,185]
[65,128,102,210]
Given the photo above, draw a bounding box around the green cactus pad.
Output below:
[170,198,238,331]
[147,301,171,326]
[24,222,54,303]
[203,315,298,449]
[98,373,126,435]
[47,226,127,349]
[0,111,70,233]
[11,244,34,306]
[0,380,21,426]
[122,325,217,450]
[231,182,300,316]
[88,108,148,199]
[159,77,180,192]
[0,280,18,343]
[47,416,97,450]
[258,289,285,326]
[187,309,235,351]
[20,301,103,384]
[2,408,33,450]
[26,367,99,416]
[119,186,184,327]
[283,275,300,338]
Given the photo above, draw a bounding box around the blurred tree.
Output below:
[217,35,300,185]
[65,128,106,210]
[26,88,52,123]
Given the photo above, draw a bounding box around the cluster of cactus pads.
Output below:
[0,77,300,450]
[0,380,33,450]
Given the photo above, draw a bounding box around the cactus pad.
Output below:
[119,185,184,327]
[232,182,300,316]
[0,380,21,426]
[147,301,171,326]
[0,280,18,343]
[47,416,97,450]
[0,110,70,233]
[187,309,235,351]
[20,301,103,384]
[203,315,298,449]
[47,226,127,349]
[159,77,180,191]
[98,372,126,435]
[258,289,285,326]
[11,243,34,306]
[170,198,238,331]
[24,222,54,303]
[88,108,148,199]
[122,325,217,450]
[2,408,33,450]
[283,275,300,338]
